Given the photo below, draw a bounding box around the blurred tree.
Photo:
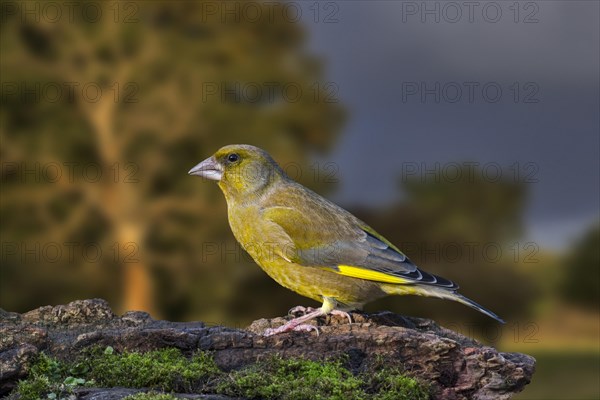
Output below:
[400,167,525,244]
[0,1,344,320]
[561,224,600,311]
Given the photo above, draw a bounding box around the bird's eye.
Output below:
[227,153,240,163]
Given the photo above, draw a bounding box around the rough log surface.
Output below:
[0,299,535,399]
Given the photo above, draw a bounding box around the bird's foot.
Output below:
[264,307,325,336]
[264,322,319,336]
[264,306,353,336]
[329,309,353,324]
[288,306,351,324]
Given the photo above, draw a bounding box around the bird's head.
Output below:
[189,144,285,200]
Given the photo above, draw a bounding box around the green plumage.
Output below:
[189,144,504,324]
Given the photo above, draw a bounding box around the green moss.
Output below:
[216,355,428,400]
[217,355,363,400]
[15,348,220,399]
[86,347,220,392]
[16,375,52,400]
[361,356,430,400]
[16,353,89,400]
[123,392,179,400]
[15,348,429,400]
[28,352,65,380]
[367,369,429,400]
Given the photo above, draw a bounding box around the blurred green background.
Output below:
[0,1,598,399]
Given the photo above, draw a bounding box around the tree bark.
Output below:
[0,299,535,399]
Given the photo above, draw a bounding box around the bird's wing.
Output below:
[263,204,458,289]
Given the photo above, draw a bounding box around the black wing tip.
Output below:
[485,312,505,324]
[457,294,505,324]
[415,267,460,290]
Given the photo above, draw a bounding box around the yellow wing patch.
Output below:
[335,265,410,284]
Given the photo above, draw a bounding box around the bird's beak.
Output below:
[188,156,223,181]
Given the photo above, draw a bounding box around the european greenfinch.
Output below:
[189,144,504,335]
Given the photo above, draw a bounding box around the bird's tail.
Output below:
[381,284,505,324]
[450,292,505,324]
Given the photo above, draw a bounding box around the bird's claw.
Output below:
[264,323,319,336]
[288,306,352,323]
[329,309,353,324]
[266,305,351,336]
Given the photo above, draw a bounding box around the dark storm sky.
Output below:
[302,1,599,250]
